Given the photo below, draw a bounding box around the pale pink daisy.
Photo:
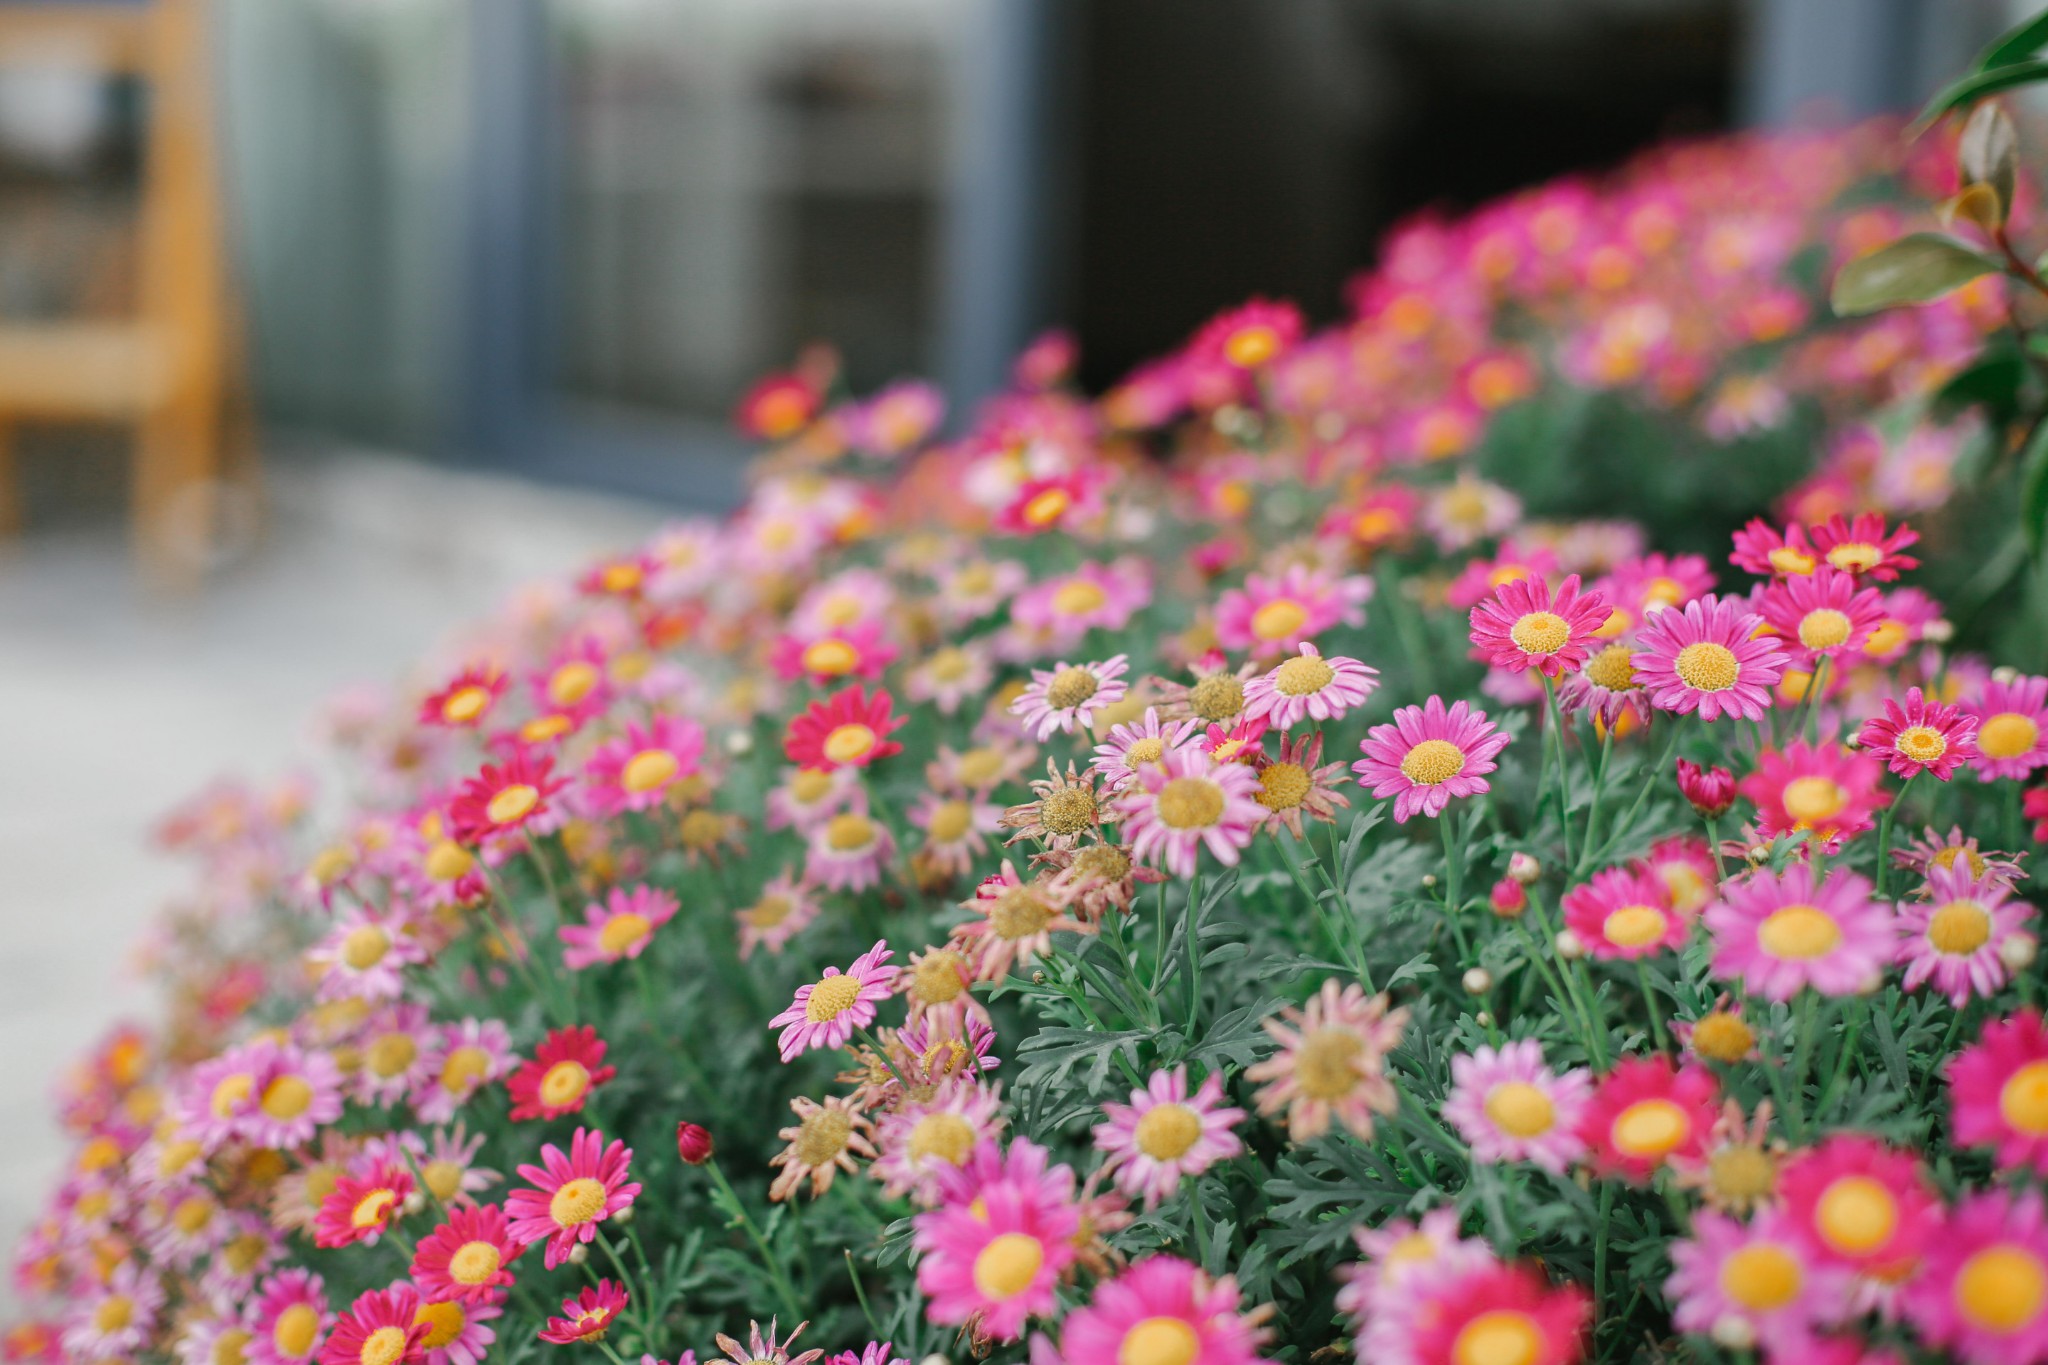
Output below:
[1423,476,1520,551]
[410,1021,514,1126]
[909,792,1002,877]
[1115,747,1265,877]
[764,764,865,833]
[1008,558,1151,651]
[1632,592,1787,722]
[803,810,896,892]
[1857,687,1980,782]
[1213,564,1372,656]
[768,940,897,1062]
[1352,695,1511,824]
[1092,1065,1245,1208]
[1468,573,1609,678]
[901,642,994,717]
[64,1261,165,1360]
[1967,672,2048,780]
[736,872,822,959]
[1090,707,1198,792]
[873,1079,1007,1205]
[1666,1207,1852,1356]
[1245,981,1408,1143]
[1440,1039,1591,1174]
[557,885,679,969]
[1058,1255,1272,1365]
[306,908,426,1003]
[709,1319,823,1365]
[950,862,1088,981]
[1897,862,2035,1006]
[352,1004,435,1109]
[1010,655,1129,740]
[178,1036,343,1153]
[1703,864,1895,1001]
[1241,643,1379,729]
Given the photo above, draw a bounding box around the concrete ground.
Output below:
[0,451,665,1304]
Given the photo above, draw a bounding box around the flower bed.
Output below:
[13,105,2048,1365]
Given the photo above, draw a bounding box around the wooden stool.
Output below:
[0,0,245,588]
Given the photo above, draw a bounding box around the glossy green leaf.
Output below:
[1830,233,2002,316]
[1913,59,2048,132]
[1981,8,2048,71]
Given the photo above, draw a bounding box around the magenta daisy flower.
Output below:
[1809,511,1919,581]
[1352,695,1511,824]
[1115,747,1265,877]
[1092,1066,1246,1208]
[1468,572,1609,678]
[312,1158,412,1250]
[383,1285,498,1365]
[1949,1009,2048,1175]
[1241,643,1379,729]
[558,885,679,969]
[1009,655,1130,740]
[1968,672,2048,781]
[1857,687,1980,781]
[1778,1134,1940,1277]
[1757,566,1886,666]
[1898,861,2035,1006]
[1901,1188,2048,1364]
[1213,564,1373,656]
[1632,593,1786,722]
[1666,1207,1852,1355]
[1441,1039,1591,1174]
[768,940,897,1062]
[579,714,705,816]
[410,1204,523,1306]
[912,1144,1080,1342]
[537,1283,627,1346]
[1059,1255,1272,1365]
[1560,865,1693,960]
[1703,864,1895,1001]
[316,1287,427,1365]
[1740,740,1889,851]
[504,1127,641,1268]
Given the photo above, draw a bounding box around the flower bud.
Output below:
[724,730,754,757]
[1474,1011,1493,1028]
[1462,968,1493,994]
[567,1243,589,1267]
[1555,929,1586,960]
[1710,1316,1757,1350]
[401,1190,425,1215]
[1674,757,1735,819]
[1422,873,1438,889]
[1746,844,1770,866]
[1507,851,1541,885]
[1923,618,1954,644]
[675,1121,715,1166]
[1489,878,1526,918]
[613,1203,635,1226]
[2003,931,2039,972]
[1993,664,2020,685]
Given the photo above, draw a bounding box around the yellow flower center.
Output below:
[927,800,974,842]
[448,1240,502,1285]
[1482,1082,1555,1138]
[441,1046,490,1094]
[2001,1061,2048,1135]
[1250,599,1309,641]
[910,952,968,1004]
[1188,674,1246,723]
[805,974,864,1023]
[1273,654,1336,696]
[1602,905,1669,948]
[1224,324,1280,367]
[1719,1244,1802,1311]
[908,1112,977,1166]
[441,686,490,724]
[367,1033,418,1079]
[822,724,878,765]
[1757,905,1841,960]
[971,1232,1045,1301]
[621,749,679,794]
[824,812,876,852]
[596,912,653,956]
[795,1108,854,1166]
[1120,1316,1200,1365]
[1767,546,1816,575]
[548,661,600,706]
[1257,762,1311,811]
[1893,726,1947,764]
[1400,739,1466,786]
[1611,1099,1688,1158]
[425,841,473,882]
[1133,1104,1203,1161]
[1815,1176,1897,1255]
[1690,1013,1753,1063]
[272,1306,318,1359]
[548,1177,608,1227]
[1509,611,1570,656]
[801,639,860,676]
[1673,641,1740,692]
[1583,643,1637,690]
[1044,667,1100,712]
[359,1326,409,1365]
[1781,777,1846,824]
[988,886,1054,940]
[1825,543,1881,574]
[1042,787,1098,835]
[1023,487,1073,526]
[210,1073,255,1118]
[350,1187,398,1230]
[539,1061,591,1110]
[1797,608,1852,650]
[745,895,794,930]
[173,1194,214,1234]
[486,784,539,825]
[423,1161,464,1202]
[412,1303,465,1352]
[1451,1311,1543,1365]
[1710,1147,1778,1203]
[342,926,391,971]
[1928,899,1992,956]
[1957,1245,2048,1332]
[261,1076,314,1121]
[1860,618,1908,658]
[1981,713,2041,759]
[211,1328,252,1365]
[1297,1028,1365,1100]
[1155,776,1226,830]
[1051,580,1108,617]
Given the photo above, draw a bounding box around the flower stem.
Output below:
[1875,771,1918,898]
[702,1157,804,1324]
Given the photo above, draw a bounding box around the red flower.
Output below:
[537,1282,627,1345]
[449,751,567,845]
[1575,1055,1719,1183]
[410,1203,524,1305]
[675,1122,715,1166]
[1674,758,1735,817]
[506,1026,616,1122]
[420,666,507,730]
[783,685,908,772]
[734,372,820,441]
[312,1160,413,1249]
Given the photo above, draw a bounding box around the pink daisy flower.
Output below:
[579,715,705,816]
[804,810,896,893]
[1058,1255,1273,1365]
[1857,687,1980,781]
[1352,695,1512,824]
[448,750,568,845]
[1968,672,2048,781]
[1730,517,1819,578]
[1808,511,1919,581]
[909,792,1002,877]
[1092,1066,1246,1209]
[1632,593,1787,722]
[1576,1056,1719,1183]
[1115,747,1265,877]
[63,1262,165,1361]
[1444,540,1560,610]
[312,1158,412,1250]
[1901,1188,2048,1364]
[505,1025,616,1122]
[504,1127,641,1268]
[1441,1039,1591,1174]
[1560,865,1693,960]
[765,764,865,833]
[411,1020,514,1126]
[710,1319,823,1365]
[307,910,427,1004]
[179,1037,343,1152]
[1407,1262,1589,1365]
[1468,573,1609,679]
[1010,655,1130,740]
[420,665,507,730]
[1214,564,1372,657]
[768,940,897,1062]
[1757,567,1886,667]
[316,1287,427,1365]
[353,1003,436,1109]
[1778,1135,1939,1278]
[1703,864,1894,1001]
[874,1080,1007,1206]
[1898,862,2035,1006]
[249,1271,330,1365]
[736,872,822,959]
[767,619,899,685]
[1739,741,1889,851]
[384,1285,497,1365]
[913,1143,1080,1342]
[558,885,679,969]
[537,1283,627,1346]
[1949,1009,2048,1175]
[1241,643,1379,729]
[1666,1207,1852,1354]
[783,685,908,772]
[1008,558,1151,650]
[410,1203,523,1306]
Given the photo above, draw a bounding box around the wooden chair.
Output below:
[0,0,244,588]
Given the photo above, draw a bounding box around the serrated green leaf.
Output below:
[1831,234,2001,316]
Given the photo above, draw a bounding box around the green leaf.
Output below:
[1914,59,2048,131]
[1981,8,2048,72]
[1830,234,2001,316]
